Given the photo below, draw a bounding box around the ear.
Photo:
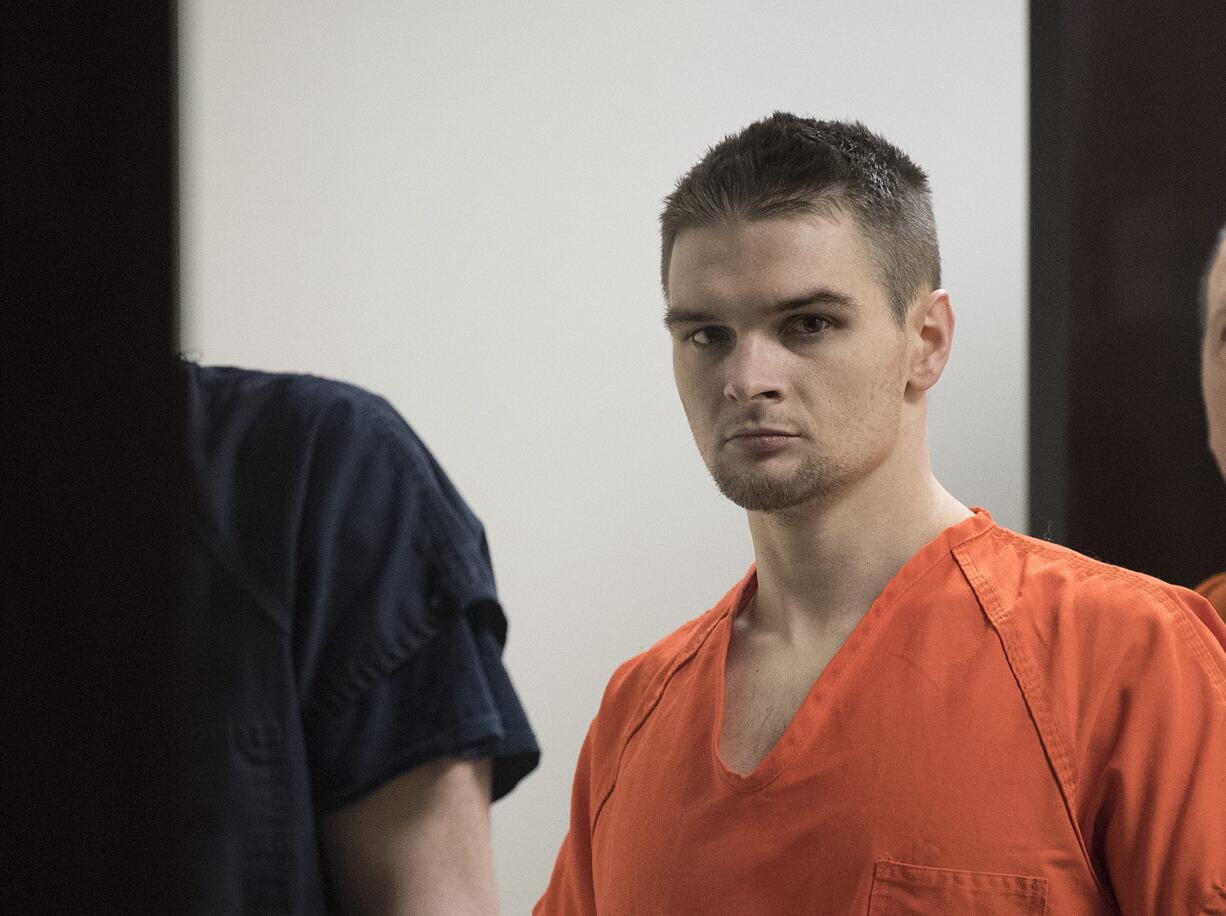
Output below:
[907,288,954,392]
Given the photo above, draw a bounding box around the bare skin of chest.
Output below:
[718,627,852,775]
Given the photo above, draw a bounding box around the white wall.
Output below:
[179,3,1027,910]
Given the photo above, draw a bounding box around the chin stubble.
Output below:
[707,454,839,513]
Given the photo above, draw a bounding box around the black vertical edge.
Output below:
[169,1,182,351]
[1027,0,1070,542]
[1028,0,1226,584]
[1,2,187,908]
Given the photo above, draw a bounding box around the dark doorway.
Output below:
[1030,0,1226,585]
[3,3,186,908]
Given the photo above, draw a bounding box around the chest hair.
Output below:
[718,632,845,775]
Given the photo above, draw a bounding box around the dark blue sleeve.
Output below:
[289,388,539,812]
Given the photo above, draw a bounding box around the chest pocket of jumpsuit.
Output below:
[867,860,1048,915]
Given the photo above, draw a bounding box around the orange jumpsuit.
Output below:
[536,510,1226,915]
[1198,570,1226,623]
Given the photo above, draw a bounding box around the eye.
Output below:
[786,314,832,336]
[689,326,731,347]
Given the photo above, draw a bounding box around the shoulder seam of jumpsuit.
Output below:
[590,607,731,835]
[952,537,1119,913]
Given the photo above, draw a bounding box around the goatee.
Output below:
[708,456,838,513]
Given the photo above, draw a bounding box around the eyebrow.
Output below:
[662,287,858,330]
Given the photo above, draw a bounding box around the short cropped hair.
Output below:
[660,113,941,324]
[1199,226,1226,330]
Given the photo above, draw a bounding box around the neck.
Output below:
[745,446,970,640]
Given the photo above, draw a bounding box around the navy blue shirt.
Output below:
[181,363,538,912]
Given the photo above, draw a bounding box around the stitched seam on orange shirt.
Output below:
[995,529,1226,703]
[952,542,1119,913]
[588,608,730,833]
[987,527,1226,911]
[1135,583,1226,703]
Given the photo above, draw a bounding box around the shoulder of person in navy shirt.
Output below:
[180,360,539,913]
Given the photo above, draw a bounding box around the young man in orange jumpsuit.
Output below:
[1198,228,1226,619]
[536,114,1226,915]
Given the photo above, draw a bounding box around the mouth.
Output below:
[726,427,799,443]
[724,428,800,453]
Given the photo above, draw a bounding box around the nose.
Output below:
[723,334,783,404]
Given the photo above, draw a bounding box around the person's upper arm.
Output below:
[1078,587,1226,914]
[279,385,538,911]
[291,388,538,813]
[321,756,496,916]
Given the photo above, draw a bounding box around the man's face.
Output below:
[666,214,915,513]
[1203,239,1226,479]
